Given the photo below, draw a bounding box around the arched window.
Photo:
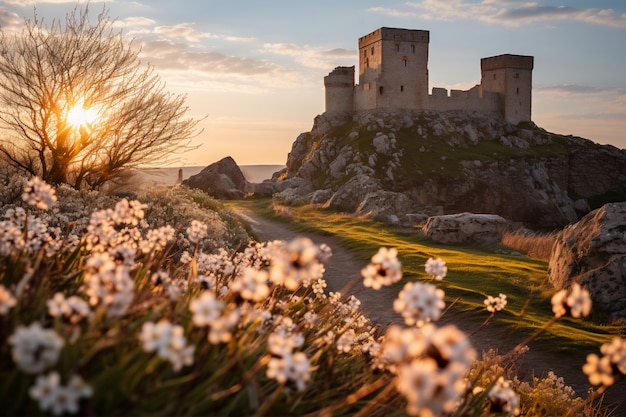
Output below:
[402,56,408,67]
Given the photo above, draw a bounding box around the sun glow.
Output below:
[66,100,98,129]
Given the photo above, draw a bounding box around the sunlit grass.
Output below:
[230,199,624,356]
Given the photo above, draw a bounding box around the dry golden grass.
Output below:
[502,229,558,261]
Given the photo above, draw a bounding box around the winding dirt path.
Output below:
[234,206,626,414]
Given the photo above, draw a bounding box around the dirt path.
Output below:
[234,206,626,414]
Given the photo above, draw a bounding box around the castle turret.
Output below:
[355,27,429,111]
[324,66,355,113]
[481,54,534,125]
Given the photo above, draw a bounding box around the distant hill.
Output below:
[133,164,284,186]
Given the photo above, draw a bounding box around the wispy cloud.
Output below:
[137,39,303,91]
[0,7,21,30]
[263,43,354,69]
[404,0,626,28]
[367,7,416,17]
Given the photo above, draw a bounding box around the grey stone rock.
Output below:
[424,213,508,245]
[548,202,626,319]
[182,156,248,199]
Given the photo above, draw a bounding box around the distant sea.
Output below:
[134,165,284,186]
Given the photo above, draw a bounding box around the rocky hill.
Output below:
[270,110,626,228]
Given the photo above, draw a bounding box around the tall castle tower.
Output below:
[355,27,429,110]
[481,54,534,124]
[324,66,355,113]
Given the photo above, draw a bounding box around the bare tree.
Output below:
[0,6,200,188]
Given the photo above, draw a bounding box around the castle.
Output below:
[324,27,534,125]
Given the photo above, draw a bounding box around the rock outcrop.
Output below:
[548,202,626,320]
[183,156,250,199]
[270,110,626,228]
[424,213,508,245]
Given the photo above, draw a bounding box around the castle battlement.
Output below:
[325,27,533,125]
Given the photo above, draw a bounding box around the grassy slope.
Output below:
[231,199,624,357]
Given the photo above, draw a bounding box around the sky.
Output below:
[0,0,624,166]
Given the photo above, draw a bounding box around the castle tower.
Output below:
[324,66,355,113]
[355,27,429,111]
[481,54,534,124]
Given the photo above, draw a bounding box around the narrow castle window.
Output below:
[379,86,384,95]
[402,57,407,67]
[371,46,375,55]
[363,49,367,58]
[400,85,404,92]
[411,44,415,53]
[516,87,519,94]
[395,43,400,52]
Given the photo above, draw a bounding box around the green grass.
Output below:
[229,199,624,357]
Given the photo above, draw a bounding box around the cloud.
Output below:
[137,39,304,91]
[536,84,626,96]
[0,7,21,31]
[1,0,90,4]
[264,43,354,69]
[404,0,626,28]
[367,7,417,17]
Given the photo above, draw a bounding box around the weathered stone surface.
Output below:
[424,213,508,245]
[182,156,248,199]
[548,202,626,319]
[355,191,413,224]
[270,110,626,228]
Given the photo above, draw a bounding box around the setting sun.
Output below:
[66,100,98,129]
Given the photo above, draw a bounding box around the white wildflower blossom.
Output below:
[190,290,224,327]
[267,352,311,391]
[0,220,26,256]
[303,311,318,327]
[337,329,356,353]
[207,308,240,344]
[393,281,445,326]
[484,293,507,313]
[361,247,402,290]
[82,252,134,317]
[268,330,304,357]
[139,320,194,371]
[22,177,57,210]
[187,220,208,244]
[551,283,592,318]
[425,257,447,280]
[29,372,92,416]
[231,267,271,302]
[269,237,325,290]
[9,322,65,374]
[600,337,626,375]
[140,225,176,253]
[583,353,615,386]
[0,284,17,314]
[488,377,521,416]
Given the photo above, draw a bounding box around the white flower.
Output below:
[9,322,65,374]
[207,309,240,344]
[231,267,271,302]
[268,330,304,357]
[22,177,57,210]
[600,337,626,375]
[484,293,507,313]
[488,377,520,416]
[267,352,311,391]
[396,357,438,416]
[139,320,194,371]
[269,237,325,290]
[425,257,447,280]
[82,252,134,317]
[189,290,224,327]
[361,247,402,290]
[187,220,208,244]
[0,284,17,315]
[337,329,356,353]
[30,372,92,416]
[393,281,445,326]
[551,283,592,318]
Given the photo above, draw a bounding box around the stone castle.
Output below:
[324,27,534,125]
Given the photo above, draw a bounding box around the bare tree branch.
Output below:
[0,5,200,188]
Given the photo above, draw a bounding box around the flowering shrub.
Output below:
[0,175,624,416]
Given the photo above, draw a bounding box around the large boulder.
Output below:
[424,213,508,245]
[548,202,626,320]
[182,156,249,199]
[356,191,413,224]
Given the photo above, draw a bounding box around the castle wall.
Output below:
[426,86,501,113]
